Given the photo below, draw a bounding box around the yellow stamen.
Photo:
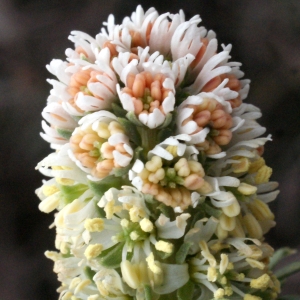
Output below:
[84,244,103,260]
[139,218,153,232]
[255,165,272,184]
[249,157,265,173]
[250,274,271,289]
[155,240,174,254]
[238,182,257,195]
[244,294,262,300]
[248,199,274,221]
[232,157,250,173]
[84,218,104,232]
[243,213,263,239]
[42,185,59,196]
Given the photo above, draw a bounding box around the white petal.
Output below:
[153,263,189,294]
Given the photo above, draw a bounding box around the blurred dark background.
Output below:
[0,0,299,299]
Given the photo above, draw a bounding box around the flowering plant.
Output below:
[36,5,300,300]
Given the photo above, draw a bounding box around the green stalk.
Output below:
[139,127,158,153]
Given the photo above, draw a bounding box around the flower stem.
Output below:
[139,127,158,153]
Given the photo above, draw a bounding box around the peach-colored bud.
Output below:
[114,143,126,153]
[79,133,98,151]
[194,110,211,127]
[96,159,114,173]
[213,129,232,145]
[156,189,173,206]
[162,90,170,100]
[179,187,192,208]
[202,77,223,93]
[70,132,83,145]
[197,180,213,194]
[70,69,90,87]
[188,161,205,177]
[169,188,182,205]
[153,73,164,83]
[132,97,144,114]
[123,87,134,96]
[100,142,114,159]
[184,174,204,190]
[225,74,241,91]
[103,41,118,57]
[211,109,227,128]
[151,98,161,109]
[132,74,146,98]
[77,153,97,168]
[142,182,159,196]
[151,80,162,101]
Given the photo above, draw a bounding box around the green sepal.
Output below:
[159,292,177,300]
[225,186,246,202]
[158,203,175,220]
[126,111,144,126]
[175,242,192,264]
[156,113,173,129]
[144,285,153,300]
[204,203,222,218]
[175,89,190,106]
[95,204,106,218]
[112,164,133,177]
[60,183,88,205]
[177,280,194,300]
[71,115,82,122]
[144,194,155,204]
[98,242,125,269]
[112,103,127,118]
[155,248,173,260]
[84,266,96,281]
[118,117,142,146]
[275,261,300,281]
[88,175,123,198]
[57,128,73,140]
[269,247,297,270]
[188,205,206,229]
[157,128,173,144]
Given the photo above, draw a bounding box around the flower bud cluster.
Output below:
[36,5,281,300]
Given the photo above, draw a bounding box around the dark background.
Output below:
[0,0,300,299]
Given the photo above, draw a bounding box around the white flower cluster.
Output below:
[36,5,281,300]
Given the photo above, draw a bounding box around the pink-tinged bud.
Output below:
[213,129,232,145]
[184,174,204,190]
[132,74,146,98]
[194,110,211,127]
[211,109,229,129]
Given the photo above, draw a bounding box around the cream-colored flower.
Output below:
[69,111,133,180]
[130,135,210,209]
